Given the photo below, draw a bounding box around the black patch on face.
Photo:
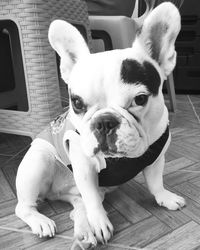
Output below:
[121,59,161,95]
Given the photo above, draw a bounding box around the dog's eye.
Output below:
[71,95,87,114]
[73,98,83,109]
[135,94,149,106]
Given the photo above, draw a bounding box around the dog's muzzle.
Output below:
[91,113,120,154]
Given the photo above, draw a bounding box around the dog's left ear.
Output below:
[48,20,90,83]
[138,2,181,78]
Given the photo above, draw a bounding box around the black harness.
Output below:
[67,126,169,187]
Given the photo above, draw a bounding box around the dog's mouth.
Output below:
[94,137,117,156]
[92,128,147,158]
[93,136,129,158]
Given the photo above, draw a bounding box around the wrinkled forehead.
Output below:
[69,48,162,96]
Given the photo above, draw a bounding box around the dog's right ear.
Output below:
[48,20,90,83]
[137,2,181,79]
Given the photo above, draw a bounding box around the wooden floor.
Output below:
[0,94,200,250]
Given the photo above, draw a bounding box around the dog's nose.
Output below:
[93,114,120,135]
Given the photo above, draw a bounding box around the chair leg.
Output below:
[166,73,176,112]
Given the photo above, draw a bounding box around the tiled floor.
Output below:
[0,95,200,250]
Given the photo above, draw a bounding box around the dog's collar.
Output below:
[98,126,170,187]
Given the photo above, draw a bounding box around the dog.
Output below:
[15,2,186,249]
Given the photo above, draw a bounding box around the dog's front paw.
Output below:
[71,238,96,250]
[87,208,113,244]
[27,213,56,238]
[155,189,186,210]
[73,216,97,249]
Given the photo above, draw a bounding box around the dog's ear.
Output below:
[137,3,181,78]
[48,20,90,83]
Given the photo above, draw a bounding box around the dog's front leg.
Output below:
[143,155,186,210]
[66,132,113,244]
[57,193,97,249]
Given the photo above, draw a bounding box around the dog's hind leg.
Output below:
[143,155,186,210]
[15,143,57,237]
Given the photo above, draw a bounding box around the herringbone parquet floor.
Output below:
[0,94,200,250]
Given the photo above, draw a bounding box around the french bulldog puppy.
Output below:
[15,2,186,249]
